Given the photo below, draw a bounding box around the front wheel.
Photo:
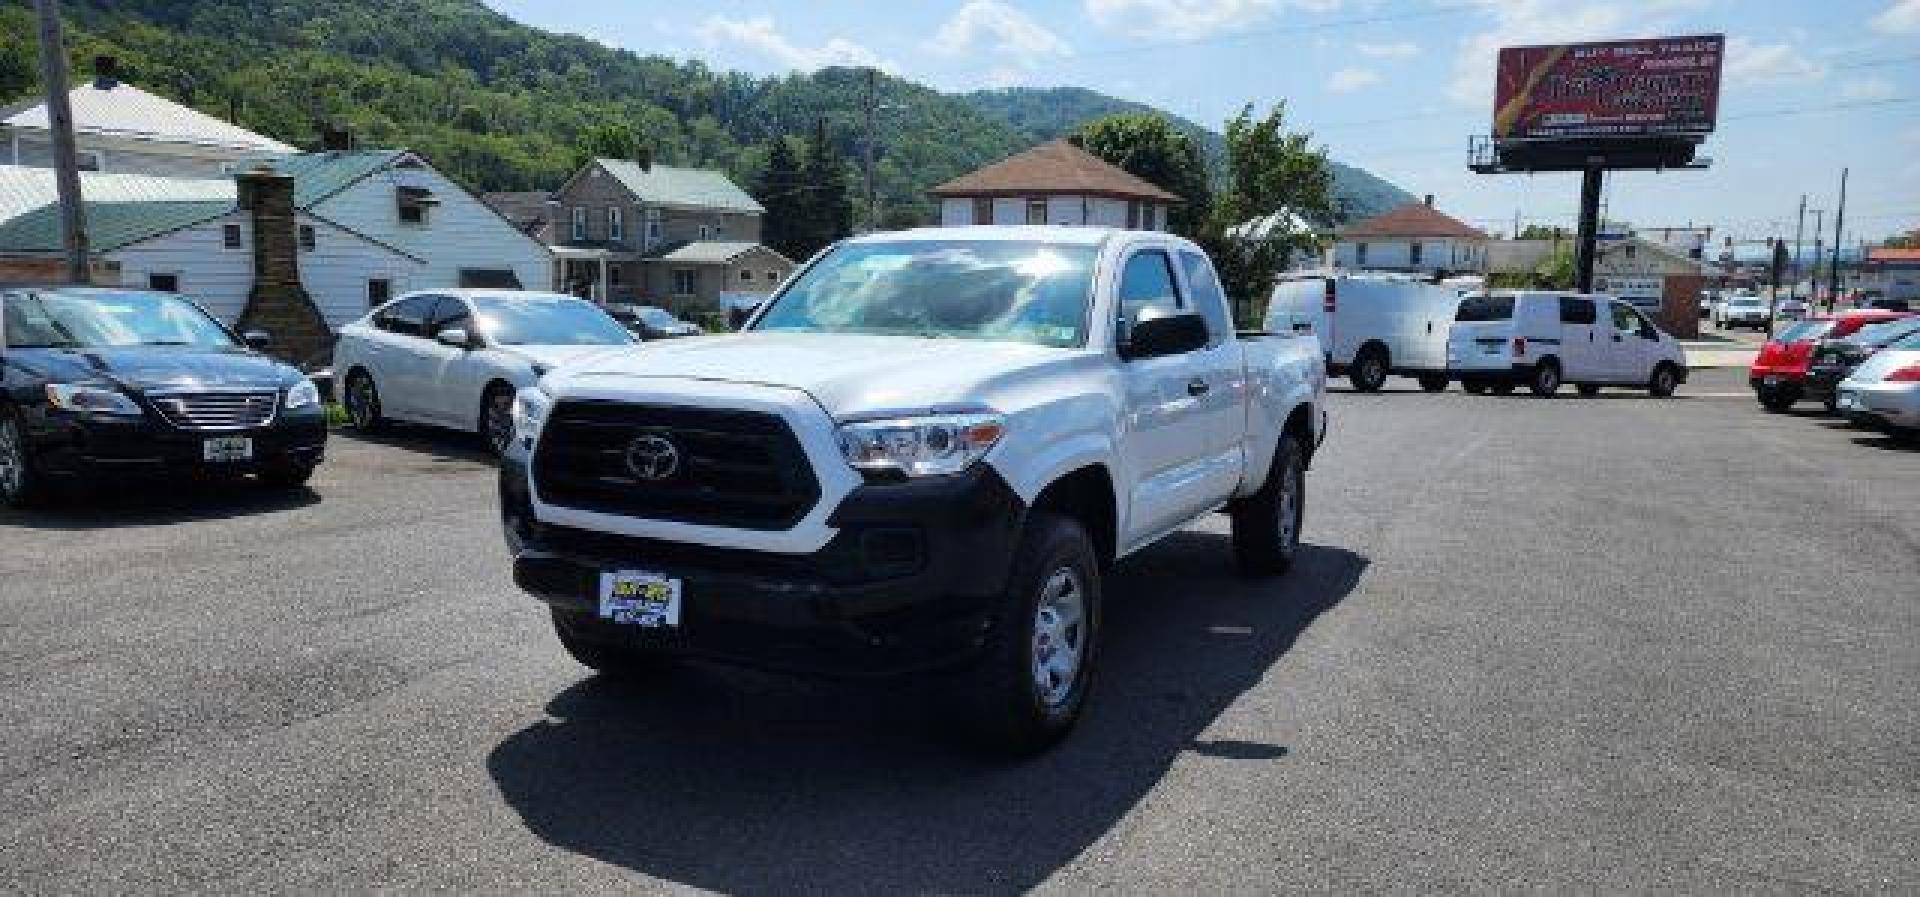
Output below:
[1528,360,1561,397]
[1416,374,1449,393]
[963,512,1102,755]
[1231,434,1306,576]
[0,409,50,509]
[345,370,387,433]
[1757,385,1799,412]
[1649,365,1679,398]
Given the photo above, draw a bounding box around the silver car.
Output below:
[1715,295,1769,330]
[1836,329,1920,440]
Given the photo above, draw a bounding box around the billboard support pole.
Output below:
[1573,162,1604,293]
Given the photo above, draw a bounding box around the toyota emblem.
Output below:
[624,434,680,481]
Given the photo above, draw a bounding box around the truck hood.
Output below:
[549,332,1074,418]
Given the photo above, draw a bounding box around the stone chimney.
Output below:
[635,146,653,172]
[1423,194,1434,208]
[93,55,119,89]
[234,168,333,369]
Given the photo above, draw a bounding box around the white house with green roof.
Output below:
[535,157,793,313]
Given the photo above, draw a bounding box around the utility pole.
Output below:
[1572,162,1604,293]
[33,0,88,283]
[1790,195,1806,301]
[862,66,878,232]
[1828,168,1848,307]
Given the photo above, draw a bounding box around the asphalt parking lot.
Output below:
[2,368,1915,892]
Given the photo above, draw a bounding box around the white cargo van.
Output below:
[1446,291,1689,397]
[1265,272,1462,392]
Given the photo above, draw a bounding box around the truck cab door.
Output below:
[1115,248,1240,548]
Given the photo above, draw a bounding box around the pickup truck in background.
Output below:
[500,226,1327,752]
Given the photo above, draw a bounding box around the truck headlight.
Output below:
[837,413,1005,477]
[45,383,142,416]
[284,379,321,410]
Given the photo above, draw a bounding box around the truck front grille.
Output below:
[532,400,820,531]
[150,391,280,430]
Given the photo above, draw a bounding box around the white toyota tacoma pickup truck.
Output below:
[500,226,1327,751]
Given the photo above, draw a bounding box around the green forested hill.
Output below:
[0,0,1410,224]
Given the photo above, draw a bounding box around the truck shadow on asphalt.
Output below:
[487,537,1367,893]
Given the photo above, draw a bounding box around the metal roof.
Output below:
[0,164,234,222]
[596,160,764,214]
[648,240,777,264]
[0,199,232,253]
[0,81,294,153]
[257,150,407,207]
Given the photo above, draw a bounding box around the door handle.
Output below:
[1613,334,1624,342]
[1187,378,1210,397]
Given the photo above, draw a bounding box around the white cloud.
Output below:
[1871,0,1920,33]
[1724,36,1826,85]
[1355,40,1420,59]
[929,1,1072,59]
[1444,0,1712,107]
[1083,0,1279,40]
[1840,76,1898,101]
[1327,66,1382,93]
[693,16,898,74]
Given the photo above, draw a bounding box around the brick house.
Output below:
[930,139,1182,230]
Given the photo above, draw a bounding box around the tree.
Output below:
[754,135,806,261]
[1070,114,1210,235]
[1885,228,1920,249]
[575,122,638,169]
[1517,224,1567,241]
[795,117,852,258]
[1196,103,1335,325]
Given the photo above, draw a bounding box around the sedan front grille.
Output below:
[532,400,821,531]
[149,391,280,430]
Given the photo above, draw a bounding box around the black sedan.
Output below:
[1804,316,1920,411]
[0,286,327,507]
[606,303,701,340]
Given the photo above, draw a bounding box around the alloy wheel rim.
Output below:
[0,419,22,497]
[1031,566,1087,708]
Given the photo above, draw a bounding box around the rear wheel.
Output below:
[344,370,386,433]
[1528,360,1561,397]
[1649,364,1679,398]
[1416,374,1448,393]
[963,512,1102,755]
[0,409,50,509]
[1576,384,1602,397]
[1231,434,1306,576]
[1757,385,1799,412]
[1349,346,1388,393]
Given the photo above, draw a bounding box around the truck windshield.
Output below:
[754,240,1096,347]
[1,289,235,349]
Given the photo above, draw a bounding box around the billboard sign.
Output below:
[1493,35,1724,141]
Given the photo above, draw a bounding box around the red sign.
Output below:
[1493,35,1723,141]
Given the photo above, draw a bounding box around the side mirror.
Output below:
[1119,309,1209,361]
[436,328,471,349]
[242,330,272,350]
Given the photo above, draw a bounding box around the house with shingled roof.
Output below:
[0,56,293,178]
[930,139,1182,231]
[1330,195,1490,275]
[532,157,793,315]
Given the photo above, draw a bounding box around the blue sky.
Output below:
[484,0,1918,243]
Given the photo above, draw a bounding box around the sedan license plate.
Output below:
[1762,376,1781,387]
[598,570,682,628]
[202,436,253,462]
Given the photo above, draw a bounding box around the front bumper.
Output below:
[501,458,1028,677]
[23,406,328,479]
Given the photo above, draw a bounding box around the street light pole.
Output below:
[1790,194,1806,301]
[32,0,88,283]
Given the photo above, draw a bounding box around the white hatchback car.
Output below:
[333,290,635,453]
[1447,291,1689,397]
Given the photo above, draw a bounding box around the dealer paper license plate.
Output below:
[202,436,253,462]
[598,570,681,627]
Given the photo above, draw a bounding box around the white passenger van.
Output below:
[1265,272,1464,392]
[1446,291,1689,397]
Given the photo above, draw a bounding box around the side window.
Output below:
[1179,250,1233,344]
[1610,302,1639,335]
[1116,249,1182,326]
[380,295,434,338]
[1558,297,1596,325]
[425,297,473,340]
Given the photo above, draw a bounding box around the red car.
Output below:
[1751,310,1914,411]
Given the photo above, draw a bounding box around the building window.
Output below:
[396,186,434,225]
[148,273,179,292]
[610,266,622,287]
[672,269,698,296]
[299,225,315,251]
[367,279,391,307]
[1625,244,1637,260]
[698,224,714,240]
[712,223,725,240]
[645,208,662,246]
[1355,242,1369,266]
[608,207,624,242]
[767,270,780,283]
[740,270,753,282]
[1409,241,1423,266]
[972,198,992,225]
[222,224,241,249]
[1026,199,1047,225]
[76,150,102,172]
[571,207,587,241]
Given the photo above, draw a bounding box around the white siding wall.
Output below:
[1088,198,1128,228]
[1334,237,1485,272]
[935,194,1165,229]
[111,211,421,328]
[110,211,255,322]
[940,198,969,226]
[991,198,1025,225]
[308,156,550,293]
